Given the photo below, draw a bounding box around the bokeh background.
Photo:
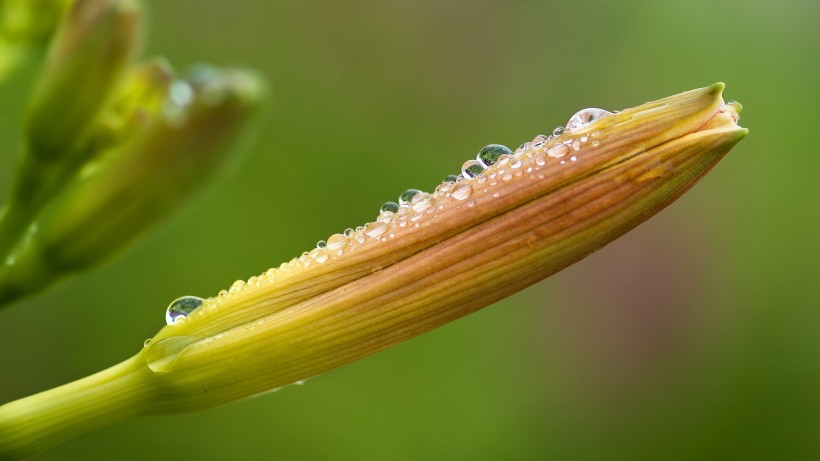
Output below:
[2,0,819,459]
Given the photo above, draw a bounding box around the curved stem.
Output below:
[0,355,155,460]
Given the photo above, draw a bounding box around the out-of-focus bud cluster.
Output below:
[0,0,264,306]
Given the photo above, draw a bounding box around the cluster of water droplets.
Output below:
[160,107,614,326]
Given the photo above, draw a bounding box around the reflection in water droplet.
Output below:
[565,108,612,131]
[380,201,399,213]
[477,144,512,167]
[399,189,421,205]
[165,296,204,325]
[461,160,485,178]
[443,174,459,183]
[451,183,473,201]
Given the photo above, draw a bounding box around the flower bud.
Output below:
[137,83,746,411]
[0,67,264,304]
[25,0,139,158]
[0,84,746,458]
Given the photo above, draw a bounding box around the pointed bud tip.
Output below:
[706,81,725,96]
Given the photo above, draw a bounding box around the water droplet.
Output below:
[552,126,564,137]
[344,228,354,236]
[510,158,522,169]
[565,108,612,131]
[144,338,152,347]
[534,154,546,166]
[547,144,569,158]
[461,160,485,178]
[476,144,513,167]
[169,81,194,107]
[165,296,204,325]
[399,189,421,205]
[467,200,476,207]
[377,210,394,223]
[412,194,433,212]
[316,240,327,249]
[570,156,577,162]
[230,279,245,293]
[443,174,459,183]
[316,252,329,263]
[436,181,456,195]
[380,201,399,213]
[365,221,388,237]
[327,233,348,250]
[451,183,473,201]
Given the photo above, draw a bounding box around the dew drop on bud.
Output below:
[399,189,421,205]
[476,144,512,167]
[380,201,399,213]
[165,296,204,325]
[326,233,348,250]
[316,240,327,249]
[451,183,473,201]
[443,174,459,183]
[552,126,564,137]
[565,108,612,131]
[461,160,485,178]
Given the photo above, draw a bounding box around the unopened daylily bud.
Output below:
[0,67,263,305]
[25,0,139,158]
[0,84,746,458]
[140,83,746,410]
[0,0,141,265]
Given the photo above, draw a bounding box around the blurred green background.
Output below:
[1,0,819,459]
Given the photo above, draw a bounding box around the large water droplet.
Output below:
[565,108,612,131]
[477,144,512,167]
[380,201,399,213]
[399,189,421,205]
[165,296,204,325]
[461,160,485,178]
[327,233,348,250]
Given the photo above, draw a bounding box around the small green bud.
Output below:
[25,0,140,158]
[0,68,264,304]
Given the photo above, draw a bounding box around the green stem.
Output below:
[0,356,156,460]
